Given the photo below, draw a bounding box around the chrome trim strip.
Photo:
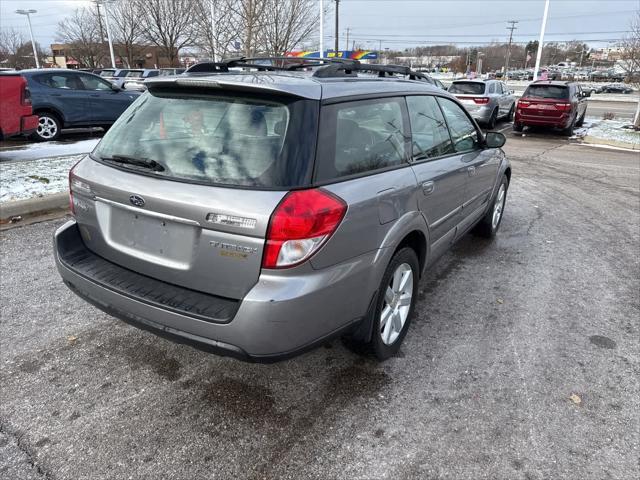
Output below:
[95,197,200,227]
[462,187,492,208]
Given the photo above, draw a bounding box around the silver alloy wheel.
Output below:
[492,183,506,229]
[380,263,413,345]
[37,116,58,140]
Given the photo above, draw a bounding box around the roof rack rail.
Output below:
[312,60,431,81]
[185,56,352,74]
[184,56,434,83]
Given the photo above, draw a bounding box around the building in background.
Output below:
[48,43,179,69]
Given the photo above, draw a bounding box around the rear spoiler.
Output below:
[144,76,321,100]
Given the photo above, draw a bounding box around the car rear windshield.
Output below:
[92,89,318,188]
[448,82,485,95]
[523,85,569,99]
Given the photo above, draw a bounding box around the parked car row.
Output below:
[95,67,185,90]
[448,79,517,129]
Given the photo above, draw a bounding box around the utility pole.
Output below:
[334,0,339,55]
[15,9,39,68]
[345,27,350,52]
[533,0,550,81]
[504,20,518,83]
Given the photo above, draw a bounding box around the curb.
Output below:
[582,135,640,151]
[0,192,68,223]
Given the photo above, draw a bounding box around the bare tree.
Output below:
[620,11,640,128]
[259,0,318,56]
[0,28,25,66]
[108,0,145,67]
[230,0,269,57]
[139,0,196,66]
[192,0,239,59]
[56,8,106,68]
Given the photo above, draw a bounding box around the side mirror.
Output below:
[582,91,591,98]
[485,131,506,148]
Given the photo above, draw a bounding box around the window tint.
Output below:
[93,91,317,188]
[407,95,454,159]
[437,97,480,152]
[495,82,503,94]
[487,83,496,94]
[315,98,407,181]
[79,74,112,91]
[99,70,115,77]
[523,85,569,99]
[448,82,485,95]
[35,73,84,90]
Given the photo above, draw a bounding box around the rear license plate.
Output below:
[535,104,555,110]
[108,206,196,263]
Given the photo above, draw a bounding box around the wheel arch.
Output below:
[32,106,65,126]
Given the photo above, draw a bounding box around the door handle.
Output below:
[467,166,477,176]
[421,181,435,195]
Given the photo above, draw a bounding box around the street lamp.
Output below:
[95,0,116,68]
[15,9,39,68]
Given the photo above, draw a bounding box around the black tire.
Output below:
[512,123,523,132]
[30,112,61,142]
[505,104,515,122]
[487,108,498,129]
[562,119,575,137]
[473,174,509,238]
[348,247,419,361]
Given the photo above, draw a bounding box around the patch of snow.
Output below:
[0,154,84,203]
[585,119,640,146]
[0,138,99,162]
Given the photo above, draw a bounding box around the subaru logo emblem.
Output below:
[129,195,145,208]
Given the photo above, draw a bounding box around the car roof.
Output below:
[19,68,97,76]
[146,70,445,101]
[530,80,573,86]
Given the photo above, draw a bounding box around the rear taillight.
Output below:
[554,103,572,111]
[472,97,490,105]
[68,160,89,215]
[21,85,32,106]
[263,189,347,269]
[518,100,530,107]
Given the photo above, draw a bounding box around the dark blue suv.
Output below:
[20,69,140,141]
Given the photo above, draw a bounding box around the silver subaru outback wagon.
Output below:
[54,58,511,362]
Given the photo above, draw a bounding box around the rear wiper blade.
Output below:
[99,154,165,172]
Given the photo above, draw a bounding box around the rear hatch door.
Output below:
[72,82,319,299]
[519,84,570,118]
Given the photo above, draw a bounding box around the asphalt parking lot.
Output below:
[1,133,638,480]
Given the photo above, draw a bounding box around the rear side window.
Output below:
[93,90,318,188]
[79,74,112,91]
[315,98,407,181]
[437,97,480,152]
[448,82,485,95]
[407,95,454,159]
[524,85,569,99]
[35,73,83,90]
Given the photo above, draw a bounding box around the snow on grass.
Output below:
[584,119,640,147]
[0,154,84,203]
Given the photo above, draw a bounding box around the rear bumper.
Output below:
[21,114,39,135]
[515,111,571,128]
[54,220,378,361]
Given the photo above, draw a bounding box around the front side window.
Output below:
[35,73,84,90]
[315,98,407,181]
[407,95,454,160]
[437,97,480,152]
[79,74,112,91]
[93,90,317,188]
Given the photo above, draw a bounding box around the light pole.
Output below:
[15,9,39,68]
[533,0,550,82]
[96,0,116,68]
[319,0,324,58]
[210,0,218,61]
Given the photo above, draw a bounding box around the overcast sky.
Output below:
[1,0,637,52]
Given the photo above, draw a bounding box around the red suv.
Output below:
[513,81,589,136]
[0,72,39,140]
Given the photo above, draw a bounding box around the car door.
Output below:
[575,84,588,119]
[436,96,500,236]
[78,73,135,124]
[32,72,89,125]
[406,95,467,256]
